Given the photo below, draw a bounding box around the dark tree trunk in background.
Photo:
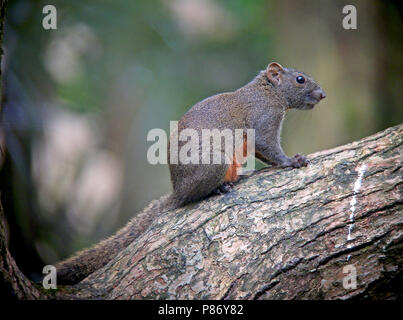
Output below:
[0,1,45,299]
[1,123,402,300]
[374,0,403,131]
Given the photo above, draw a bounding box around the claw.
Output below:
[294,154,309,167]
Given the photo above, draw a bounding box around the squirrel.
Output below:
[55,62,326,284]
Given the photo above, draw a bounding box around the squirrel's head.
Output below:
[266,62,326,110]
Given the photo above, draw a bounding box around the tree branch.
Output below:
[47,123,402,300]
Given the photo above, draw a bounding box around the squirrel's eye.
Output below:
[296,76,305,84]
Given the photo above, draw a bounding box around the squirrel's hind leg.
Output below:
[171,162,229,204]
[212,181,234,195]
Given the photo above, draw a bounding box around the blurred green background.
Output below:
[0,0,402,279]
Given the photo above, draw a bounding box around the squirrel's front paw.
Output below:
[281,154,309,168]
[293,154,309,167]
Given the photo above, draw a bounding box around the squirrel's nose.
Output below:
[313,89,326,100]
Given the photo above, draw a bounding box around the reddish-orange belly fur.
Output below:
[224,137,248,183]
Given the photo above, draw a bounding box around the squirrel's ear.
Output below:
[266,62,284,86]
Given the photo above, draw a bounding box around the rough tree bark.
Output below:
[1,123,402,300]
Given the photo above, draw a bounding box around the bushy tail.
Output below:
[56,193,179,285]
